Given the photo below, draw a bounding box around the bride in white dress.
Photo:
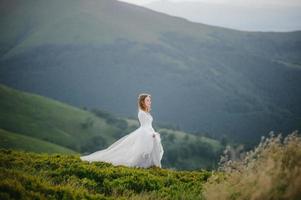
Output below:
[80,93,164,168]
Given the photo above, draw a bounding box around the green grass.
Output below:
[0,128,76,154]
[0,149,214,200]
[0,83,119,153]
[1,132,300,199]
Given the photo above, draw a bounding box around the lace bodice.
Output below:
[138,109,155,132]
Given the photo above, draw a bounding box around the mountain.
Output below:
[0,83,223,170]
[0,0,300,146]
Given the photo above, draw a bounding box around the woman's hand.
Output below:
[153,132,160,138]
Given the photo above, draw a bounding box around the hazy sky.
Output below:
[118,0,301,31]
[118,0,301,7]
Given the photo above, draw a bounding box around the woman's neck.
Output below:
[141,108,149,113]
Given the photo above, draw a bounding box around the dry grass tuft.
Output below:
[203,130,301,200]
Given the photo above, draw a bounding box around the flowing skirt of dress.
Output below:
[80,127,164,168]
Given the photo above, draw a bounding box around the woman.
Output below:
[80,93,164,168]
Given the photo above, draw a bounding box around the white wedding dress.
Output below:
[80,109,164,168]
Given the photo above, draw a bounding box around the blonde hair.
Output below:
[138,93,151,112]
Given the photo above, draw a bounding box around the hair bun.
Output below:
[138,93,151,99]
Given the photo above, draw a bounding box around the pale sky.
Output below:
[118,0,301,7]
[118,0,301,31]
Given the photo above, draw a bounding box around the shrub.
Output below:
[203,130,301,200]
[0,149,212,199]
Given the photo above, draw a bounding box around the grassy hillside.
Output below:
[0,83,223,170]
[0,131,300,199]
[0,149,214,200]
[0,128,76,154]
[0,0,300,146]
[0,83,120,153]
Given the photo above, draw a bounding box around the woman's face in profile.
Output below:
[144,96,151,110]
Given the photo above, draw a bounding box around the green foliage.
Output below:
[162,135,222,170]
[1,131,299,199]
[80,117,94,129]
[0,149,213,199]
[0,128,76,154]
[91,108,129,138]
[159,129,223,170]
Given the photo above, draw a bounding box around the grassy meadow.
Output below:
[0,131,300,199]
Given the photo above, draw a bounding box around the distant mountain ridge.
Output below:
[0,0,300,146]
